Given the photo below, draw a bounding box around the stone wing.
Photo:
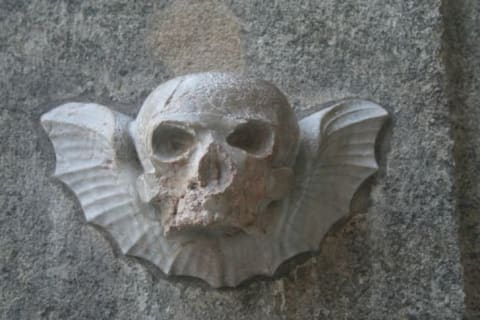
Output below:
[41,103,155,255]
[276,99,387,258]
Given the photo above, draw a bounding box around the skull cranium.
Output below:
[132,73,299,237]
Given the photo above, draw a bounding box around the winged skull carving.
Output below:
[41,72,388,287]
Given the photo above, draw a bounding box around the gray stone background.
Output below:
[0,0,478,319]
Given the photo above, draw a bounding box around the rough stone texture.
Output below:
[0,0,469,319]
[147,0,244,74]
[443,0,480,319]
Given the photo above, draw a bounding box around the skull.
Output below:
[132,73,299,237]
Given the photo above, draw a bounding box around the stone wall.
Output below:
[444,0,480,319]
[1,0,477,319]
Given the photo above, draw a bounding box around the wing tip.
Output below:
[41,102,89,123]
[335,98,388,117]
[41,102,117,131]
[321,99,388,134]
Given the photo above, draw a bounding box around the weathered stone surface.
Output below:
[147,0,244,74]
[40,74,387,288]
[443,0,480,319]
[0,0,468,319]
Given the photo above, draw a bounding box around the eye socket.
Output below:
[151,123,195,161]
[226,120,273,156]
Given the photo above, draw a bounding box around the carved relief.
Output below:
[41,72,387,287]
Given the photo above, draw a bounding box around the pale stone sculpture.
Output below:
[41,72,387,287]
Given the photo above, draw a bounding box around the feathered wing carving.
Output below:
[274,99,388,265]
[41,103,162,257]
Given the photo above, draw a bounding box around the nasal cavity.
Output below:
[198,144,233,188]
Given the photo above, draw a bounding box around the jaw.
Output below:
[143,165,294,238]
[161,190,259,238]
[163,209,245,238]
